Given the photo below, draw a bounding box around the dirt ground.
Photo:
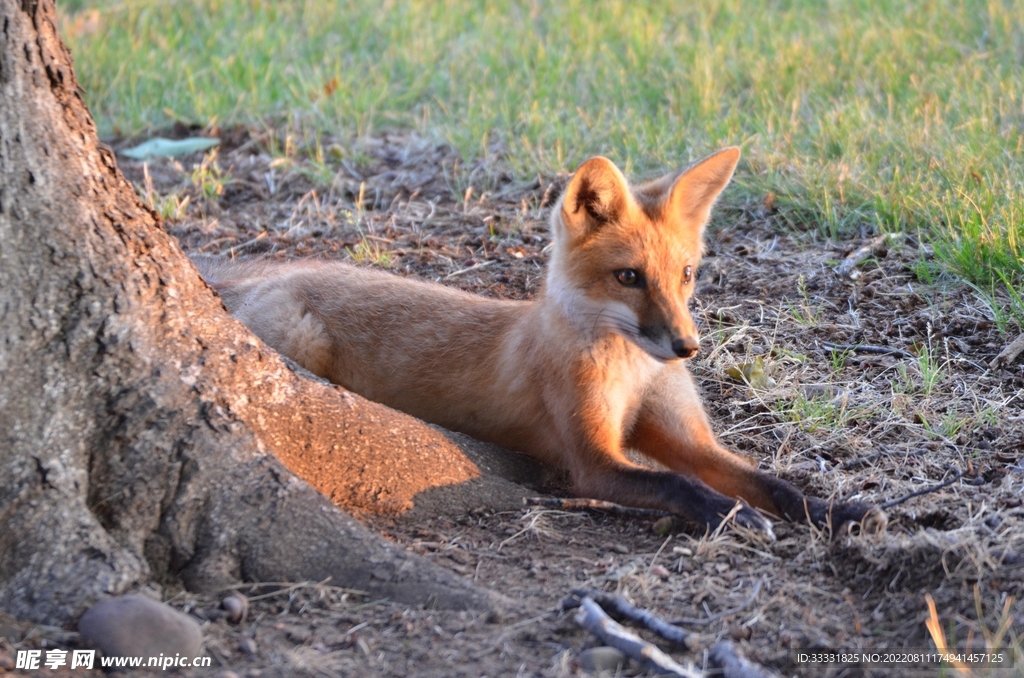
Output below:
[6,125,1022,677]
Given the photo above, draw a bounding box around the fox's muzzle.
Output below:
[671,336,700,360]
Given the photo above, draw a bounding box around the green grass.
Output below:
[61,0,1023,319]
[783,391,866,433]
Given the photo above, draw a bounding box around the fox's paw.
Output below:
[845,505,888,535]
[725,504,776,542]
[809,500,887,536]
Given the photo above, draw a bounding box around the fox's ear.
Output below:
[559,156,630,240]
[668,147,740,229]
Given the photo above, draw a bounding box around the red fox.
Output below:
[194,148,885,538]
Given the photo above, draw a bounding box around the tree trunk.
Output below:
[0,0,522,626]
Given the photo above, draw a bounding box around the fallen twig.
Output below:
[709,639,781,678]
[221,231,269,257]
[524,496,671,518]
[669,578,764,626]
[564,589,690,648]
[836,450,886,470]
[836,446,930,471]
[834,233,899,280]
[991,333,1024,369]
[573,597,702,678]
[218,579,366,598]
[881,468,973,510]
[821,341,914,359]
[233,577,340,602]
[443,259,497,279]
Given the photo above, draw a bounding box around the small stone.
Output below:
[650,564,671,581]
[652,516,674,535]
[239,637,258,655]
[221,593,248,624]
[578,646,627,673]
[610,543,629,555]
[286,626,312,643]
[215,672,240,678]
[729,625,752,641]
[78,595,202,660]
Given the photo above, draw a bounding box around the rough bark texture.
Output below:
[0,0,528,626]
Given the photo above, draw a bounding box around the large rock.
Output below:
[78,595,203,659]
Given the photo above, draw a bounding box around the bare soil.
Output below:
[6,125,1022,678]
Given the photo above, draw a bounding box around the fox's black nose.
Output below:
[671,337,700,359]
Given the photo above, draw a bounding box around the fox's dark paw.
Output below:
[725,503,776,541]
[844,505,887,535]
[809,500,887,535]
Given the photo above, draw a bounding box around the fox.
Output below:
[193,147,886,539]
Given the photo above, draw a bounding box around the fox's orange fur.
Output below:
[194,148,885,537]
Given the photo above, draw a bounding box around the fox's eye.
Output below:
[614,269,641,287]
[683,265,693,284]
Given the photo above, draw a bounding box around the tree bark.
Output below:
[0,0,522,625]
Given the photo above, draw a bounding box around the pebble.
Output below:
[652,516,674,535]
[215,672,240,678]
[578,646,627,673]
[286,626,312,643]
[239,638,258,655]
[221,594,249,624]
[78,595,202,659]
[729,625,752,641]
[650,564,671,580]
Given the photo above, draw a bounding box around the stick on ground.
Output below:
[709,640,781,678]
[564,589,690,647]
[573,597,702,678]
[991,333,1024,369]
[821,341,914,359]
[881,467,972,510]
[835,446,931,471]
[524,496,671,518]
[834,233,898,280]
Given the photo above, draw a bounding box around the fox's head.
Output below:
[547,148,740,362]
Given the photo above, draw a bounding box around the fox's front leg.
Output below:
[627,367,887,533]
[549,381,776,537]
[569,455,777,537]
